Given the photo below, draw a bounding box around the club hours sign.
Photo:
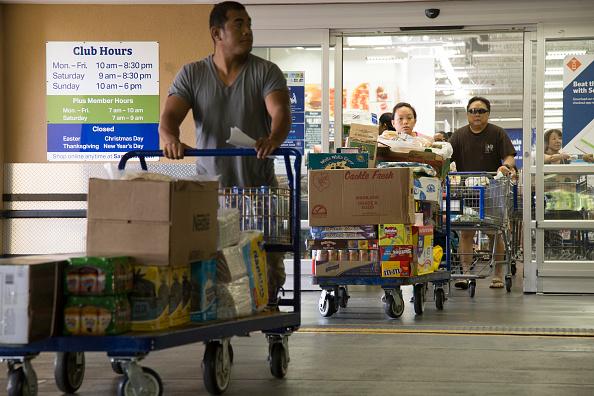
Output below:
[46,41,159,161]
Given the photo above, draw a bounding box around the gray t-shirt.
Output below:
[169,54,288,187]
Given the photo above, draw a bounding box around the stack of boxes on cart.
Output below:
[308,123,444,281]
[0,173,269,344]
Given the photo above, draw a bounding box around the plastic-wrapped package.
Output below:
[217,246,248,284]
[218,208,240,249]
[376,161,437,177]
[429,141,453,159]
[216,276,253,320]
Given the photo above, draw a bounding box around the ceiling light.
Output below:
[545,68,564,76]
[546,49,587,60]
[544,81,563,89]
[544,92,563,99]
[347,36,392,46]
[544,101,563,109]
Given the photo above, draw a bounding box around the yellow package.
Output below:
[432,245,443,272]
[130,265,170,331]
[169,265,191,327]
[241,232,268,311]
[379,224,413,246]
[381,260,411,278]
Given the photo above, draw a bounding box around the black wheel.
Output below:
[318,292,336,317]
[435,288,445,310]
[337,287,349,308]
[469,281,476,298]
[413,284,424,315]
[203,342,232,395]
[7,367,24,396]
[505,277,512,293]
[111,360,124,375]
[511,262,517,276]
[384,293,404,318]
[55,351,85,393]
[117,366,162,396]
[269,343,288,379]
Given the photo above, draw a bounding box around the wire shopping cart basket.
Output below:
[219,186,291,245]
[446,172,514,295]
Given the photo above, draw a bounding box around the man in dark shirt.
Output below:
[450,97,516,289]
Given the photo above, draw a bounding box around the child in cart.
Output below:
[449,96,517,289]
[158,1,292,306]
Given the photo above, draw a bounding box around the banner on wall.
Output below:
[46,41,159,161]
[562,55,594,155]
[506,128,523,169]
[282,71,305,154]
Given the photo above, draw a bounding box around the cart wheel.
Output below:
[203,341,232,395]
[337,286,349,309]
[7,367,24,396]
[7,366,36,396]
[269,343,288,379]
[435,288,445,310]
[413,284,424,315]
[55,352,85,393]
[505,277,512,293]
[117,367,162,396]
[111,360,124,375]
[318,292,336,317]
[384,293,405,318]
[511,262,517,276]
[469,281,476,298]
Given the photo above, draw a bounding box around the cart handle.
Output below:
[118,148,302,171]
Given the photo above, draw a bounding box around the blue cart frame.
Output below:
[0,148,302,396]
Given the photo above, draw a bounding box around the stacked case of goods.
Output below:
[64,256,133,336]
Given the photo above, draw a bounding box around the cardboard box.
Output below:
[169,265,191,327]
[379,224,413,246]
[381,261,411,278]
[314,260,380,277]
[130,265,170,331]
[308,239,379,250]
[190,259,217,322]
[309,168,415,226]
[308,153,369,170]
[413,177,442,203]
[87,178,218,266]
[0,256,65,344]
[346,138,378,167]
[380,245,414,261]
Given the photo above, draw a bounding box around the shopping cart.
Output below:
[446,172,514,296]
[0,148,302,396]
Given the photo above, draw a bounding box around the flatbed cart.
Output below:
[313,270,451,319]
[0,148,302,396]
[446,172,514,296]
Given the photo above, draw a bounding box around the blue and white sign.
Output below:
[562,55,594,154]
[506,128,523,169]
[282,71,305,154]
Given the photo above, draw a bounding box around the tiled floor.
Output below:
[3,272,594,395]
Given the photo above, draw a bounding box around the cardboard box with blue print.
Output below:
[190,259,217,322]
[308,168,415,226]
[413,177,442,203]
[308,153,369,170]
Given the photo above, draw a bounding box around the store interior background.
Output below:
[1,0,594,295]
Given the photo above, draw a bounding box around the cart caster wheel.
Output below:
[270,343,288,379]
[511,262,517,276]
[55,351,85,393]
[111,360,124,375]
[384,293,405,318]
[7,366,37,396]
[435,288,445,311]
[505,277,512,293]
[318,291,336,317]
[337,286,349,309]
[469,281,476,298]
[413,284,424,315]
[203,341,232,395]
[117,367,162,396]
